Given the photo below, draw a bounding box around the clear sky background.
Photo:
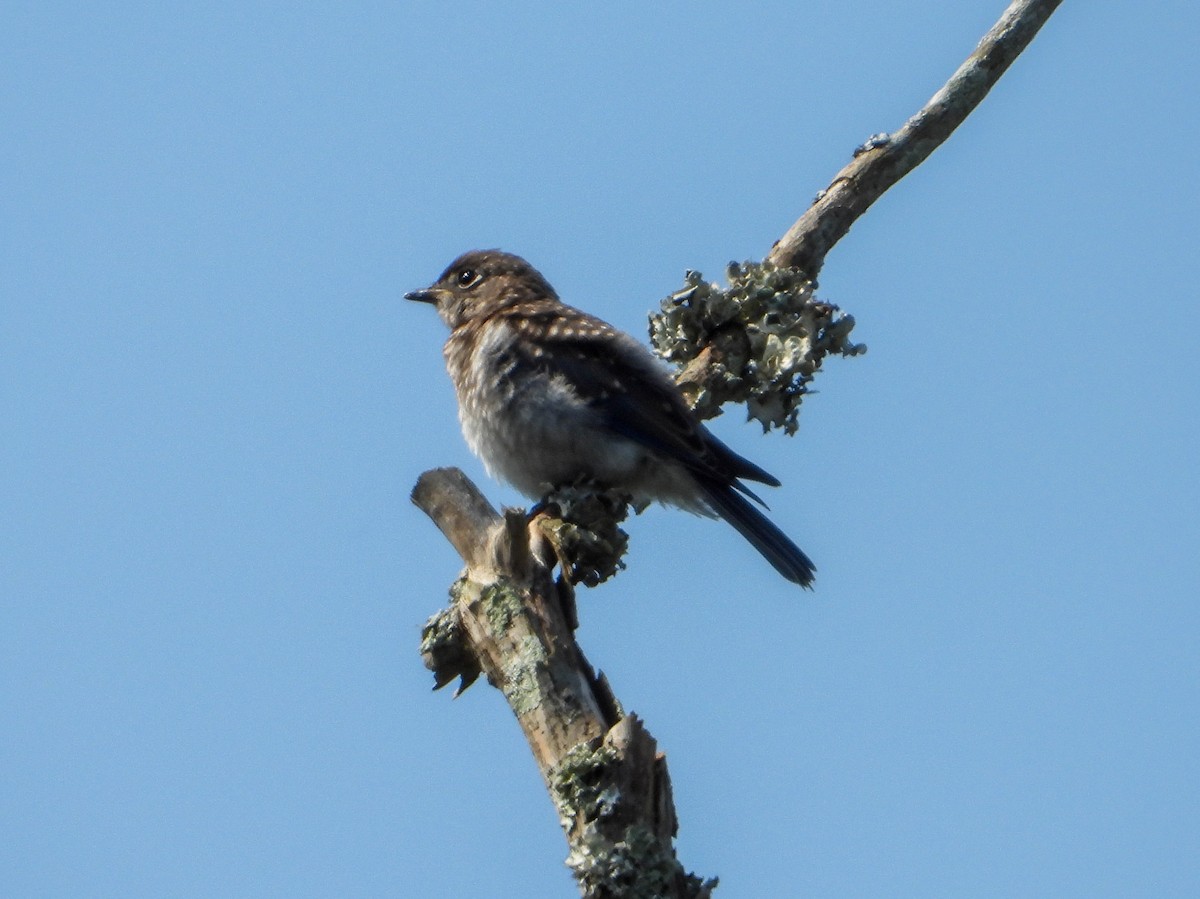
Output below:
[3,2,1197,897]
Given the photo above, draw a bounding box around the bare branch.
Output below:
[412,3,1063,895]
[412,467,501,572]
[768,0,1064,279]
[412,468,716,897]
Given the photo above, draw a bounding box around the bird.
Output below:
[405,249,815,587]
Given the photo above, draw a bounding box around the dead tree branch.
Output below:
[769,0,1064,280]
[412,2,1061,895]
[413,469,714,898]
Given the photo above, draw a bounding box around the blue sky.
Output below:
[3,2,1197,896]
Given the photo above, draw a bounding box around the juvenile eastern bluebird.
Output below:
[405,250,816,587]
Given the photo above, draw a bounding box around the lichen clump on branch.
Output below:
[649,261,865,434]
[537,483,639,588]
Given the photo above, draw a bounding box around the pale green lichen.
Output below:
[567,824,717,899]
[500,635,547,716]
[550,741,623,828]
[551,744,716,897]
[419,606,460,659]
[419,600,481,693]
[540,483,641,587]
[649,260,865,434]
[480,580,523,634]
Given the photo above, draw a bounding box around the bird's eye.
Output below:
[456,268,482,289]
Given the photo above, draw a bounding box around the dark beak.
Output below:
[404,288,440,304]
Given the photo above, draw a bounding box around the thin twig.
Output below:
[769,0,1064,279]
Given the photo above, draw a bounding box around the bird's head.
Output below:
[405,249,559,329]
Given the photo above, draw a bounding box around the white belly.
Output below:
[449,318,709,514]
